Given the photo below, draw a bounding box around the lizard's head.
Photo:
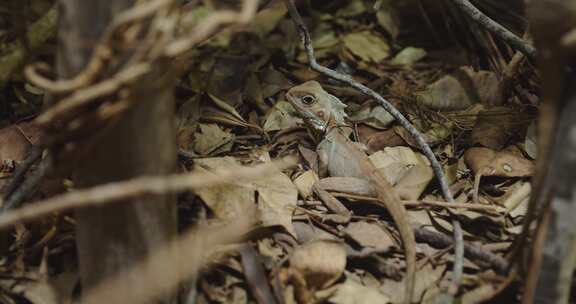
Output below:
[285,81,347,133]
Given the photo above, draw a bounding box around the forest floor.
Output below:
[0,1,538,303]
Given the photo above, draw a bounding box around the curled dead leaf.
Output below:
[289,240,346,290]
[464,147,534,177]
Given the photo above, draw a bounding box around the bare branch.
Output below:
[450,0,536,60]
[0,157,296,230]
[164,0,259,56]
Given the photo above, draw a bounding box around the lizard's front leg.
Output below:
[317,142,329,178]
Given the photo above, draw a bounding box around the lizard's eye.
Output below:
[301,95,316,105]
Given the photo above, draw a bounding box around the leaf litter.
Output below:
[0,1,540,303]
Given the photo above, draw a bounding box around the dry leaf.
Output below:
[194,157,257,220]
[390,47,427,66]
[380,263,446,304]
[250,3,287,37]
[470,107,519,150]
[376,0,400,39]
[417,67,503,110]
[370,147,433,200]
[289,240,346,290]
[258,67,293,98]
[344,221,394,252]
[293,170,320,199]
[193,123,235,156]
[0,124,36,162]
[317,177,373,197]
[254,170,299,237]
[293,221,339,244]
[342,31,390,63]
[394,121,454,147]
[357,126,406,153]
[335,1,366,17]
[350,104,395,129]
[194,157,298,236]
[464,147,534,177]
[298,145,319,173]
[329,279,390,304]
[207,94,247,123]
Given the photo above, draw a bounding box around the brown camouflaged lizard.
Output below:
[286,81,416,303]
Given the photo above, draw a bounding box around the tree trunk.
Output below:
[57,1,177,302]
[526,1,576,303]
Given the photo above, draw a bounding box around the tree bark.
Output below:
[525,1,576,303]
[57,1,177,302]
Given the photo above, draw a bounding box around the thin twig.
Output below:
[0,157,296,230]
[283,0,465,293]
[450,0,536,60]
[414,227,508,275]
[24,0,172,94]
[34,63,151,127]
[164,0,259,56]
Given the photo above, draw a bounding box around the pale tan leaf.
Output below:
[254,170,299,237]
[370,147,433,200]
[194,157,256,220]
[390,47,427,66]
[342,31,390,63]
[375,0,400,39]
[289,240,346,290]
[194,157,298,236]
[349,105,395,129]
[329,279,390,304]
[293,170,320,199]
[344,221,394,252]
[380,263,446,304]
[464,147,534,177]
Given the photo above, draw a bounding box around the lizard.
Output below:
[286,81,416,304]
